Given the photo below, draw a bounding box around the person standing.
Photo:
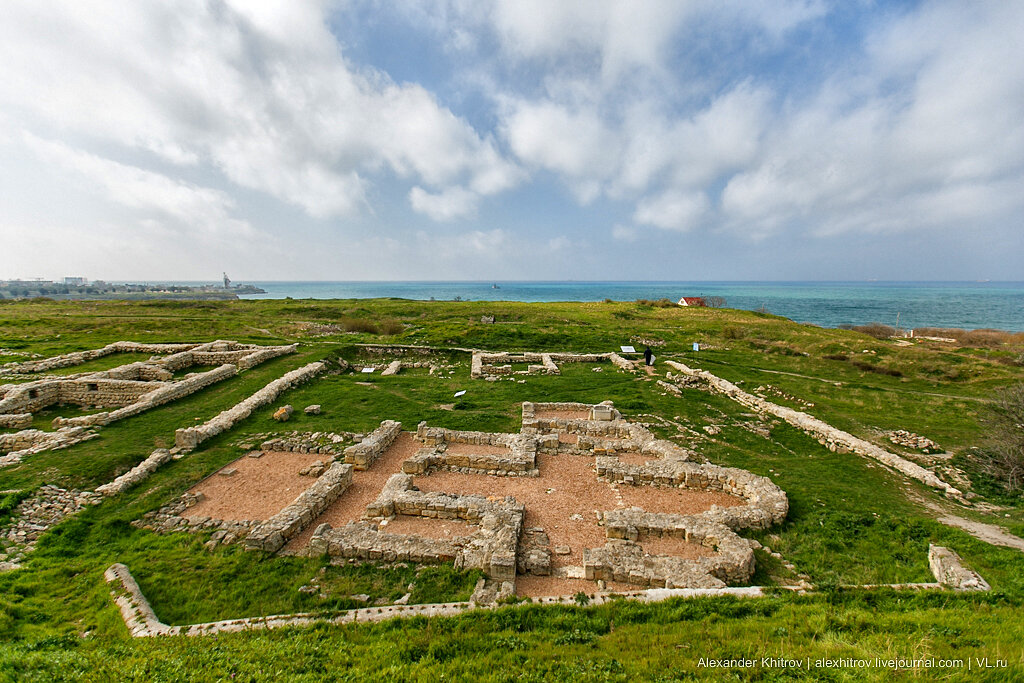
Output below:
[643,346,653,366]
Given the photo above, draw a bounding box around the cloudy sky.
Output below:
[2,0,1022,281]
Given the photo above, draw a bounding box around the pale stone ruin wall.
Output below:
[927,544,990,591]
[0,341,297,465]
[96,449,173,497]
[174,361,327,451]
[309,473,524,583]
[0,426,99,467]
[0,413,32,429]
[0,341,197,375]
[52,365,239,428]
[405,423,538,476]
[664,360,963,498]
[244,462,354,553]
[343,420,402,470]
[471,351,635,379]
[258,431,352,458]
[585,456,788,589]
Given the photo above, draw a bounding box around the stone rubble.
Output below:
[1,485,102,568]
[889,430,942,453]
[273,405,294,422]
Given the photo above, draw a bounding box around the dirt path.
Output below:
[908,489,1024,552]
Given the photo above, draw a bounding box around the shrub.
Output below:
[706,296,727,308]
[339,317,379,334]
[379,320,404,336]
[850,360,902,377]
[722,325,746,340]
[634,298,677,308]
[850,323,896,340]
[973,383,1024,492]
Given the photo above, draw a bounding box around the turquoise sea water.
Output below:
[224,281,1024,332]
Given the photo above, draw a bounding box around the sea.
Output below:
[217,281,1024,332]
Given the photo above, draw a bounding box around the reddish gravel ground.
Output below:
[617,483,745,514]
[183,451,327,522]
[283,431,422,550]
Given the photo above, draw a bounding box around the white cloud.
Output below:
[409,186,479,221]
[0,1,521,221]
[24,134,254,239]
[634,190,710,232]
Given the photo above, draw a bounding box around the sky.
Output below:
[1,0,1022,282]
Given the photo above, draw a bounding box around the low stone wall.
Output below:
[245,462,354,553]
[471,352,631,379]
[96,449,173,497]
[928,544,990,591]
[0,413,32,429]
[664,360,963,498]
[308,521,462,564]
[53,365,239,428]
[406,424,538,476]
[0,342,197,375]
[105,563,178,636]
[521,401,623,421]
[0,426,98,467]
[343,420,402,470]
[313,473,523,581]
[174,362,327,451]
[259,431,351,457]
[584,534,751,589]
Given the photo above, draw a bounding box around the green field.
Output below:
[1,298,1022,681]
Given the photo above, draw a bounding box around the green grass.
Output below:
[0,298,1022,678]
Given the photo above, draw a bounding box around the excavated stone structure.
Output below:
[522,401,788,589]
[308,473,523,583]
[405,424,538,476]
[0,341,296,465]
[471,352,635,379]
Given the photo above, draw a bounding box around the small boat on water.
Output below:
[492,283,500,289]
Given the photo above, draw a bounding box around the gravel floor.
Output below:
[183,451,328,522]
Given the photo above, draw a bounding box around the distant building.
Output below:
[64,277,87,286]
[677,297,707,307]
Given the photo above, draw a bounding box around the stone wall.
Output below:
[95,449,173,497]
[0,413,32,429]
[471,352,634,379]
[54,364,238,428]
[0,426,98,467]
[343,420,402,470]
[0,342,197,375]
[664,360,963,498]
[311,473,523,581]
[174,361,326,451]
[405,424,538,476]
[928,544,990,591]
[244,462,354,553]
[134,492,258,547]
[259,431,351,457]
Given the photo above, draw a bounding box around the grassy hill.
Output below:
[1,298,1022,681]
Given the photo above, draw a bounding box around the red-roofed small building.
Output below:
[677,297,707,307]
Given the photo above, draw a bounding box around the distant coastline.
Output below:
[2,280,1021,331]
